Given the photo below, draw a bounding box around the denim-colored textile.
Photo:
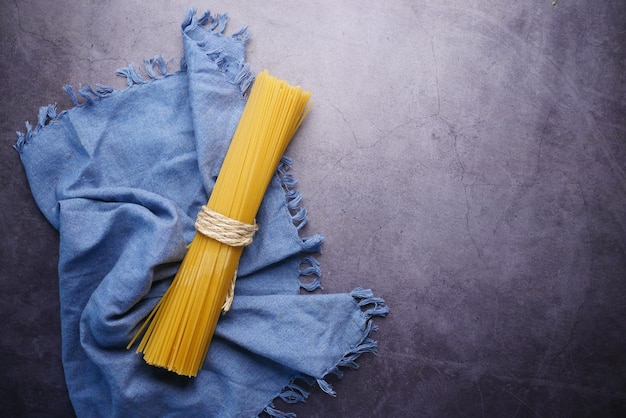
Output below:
[15,9,388,417]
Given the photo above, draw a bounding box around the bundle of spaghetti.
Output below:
[128,70,312,377]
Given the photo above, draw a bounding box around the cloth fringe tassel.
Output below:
[277,157,324,293]
[14,9,252,153]
[262,288,389,417]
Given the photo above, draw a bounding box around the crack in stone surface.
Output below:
[440,114,487,266]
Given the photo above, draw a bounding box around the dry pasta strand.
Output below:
[127,70,311,377]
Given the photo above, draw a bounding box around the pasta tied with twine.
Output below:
[194,205,258,312]
[128,70,312,377]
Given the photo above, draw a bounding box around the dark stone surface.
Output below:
[1,1,625,416]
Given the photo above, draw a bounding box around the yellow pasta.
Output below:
[128,70,312,377]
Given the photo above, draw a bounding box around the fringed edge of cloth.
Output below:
[261,288,389,418]
[263,159,389,418]
[14,8,252,154]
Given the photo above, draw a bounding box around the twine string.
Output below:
[195,205,258,247]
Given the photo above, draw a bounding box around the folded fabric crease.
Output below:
[15,8,388,418]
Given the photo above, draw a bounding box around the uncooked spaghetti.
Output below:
[128,70,311,377]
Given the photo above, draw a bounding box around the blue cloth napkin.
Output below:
[15,9,388,417]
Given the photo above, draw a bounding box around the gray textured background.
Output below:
[2,1,625,416]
